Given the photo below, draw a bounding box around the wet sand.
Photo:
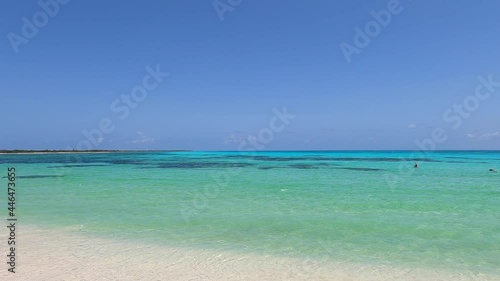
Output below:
[2,225,498,281]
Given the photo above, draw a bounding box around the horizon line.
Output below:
[1,149,500,154]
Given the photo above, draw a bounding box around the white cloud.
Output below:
[224,132,258,145]
[224,133,245,145]
[407,123,417,129]
[481,132,500,139]
[132,132,155,144]
[466,132,500,139]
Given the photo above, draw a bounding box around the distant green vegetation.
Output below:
[0,149,190,154]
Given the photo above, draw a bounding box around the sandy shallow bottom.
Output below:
[2,225,499,281]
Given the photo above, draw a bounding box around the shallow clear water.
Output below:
[1,151,499,274]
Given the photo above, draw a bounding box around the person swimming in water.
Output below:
[490,168,496,172]
[414,162,418,168]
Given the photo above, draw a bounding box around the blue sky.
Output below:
[1,0,499,150]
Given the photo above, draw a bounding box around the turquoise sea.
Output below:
[1,151,499,274]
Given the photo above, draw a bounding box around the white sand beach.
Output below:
[2,225,499,281]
